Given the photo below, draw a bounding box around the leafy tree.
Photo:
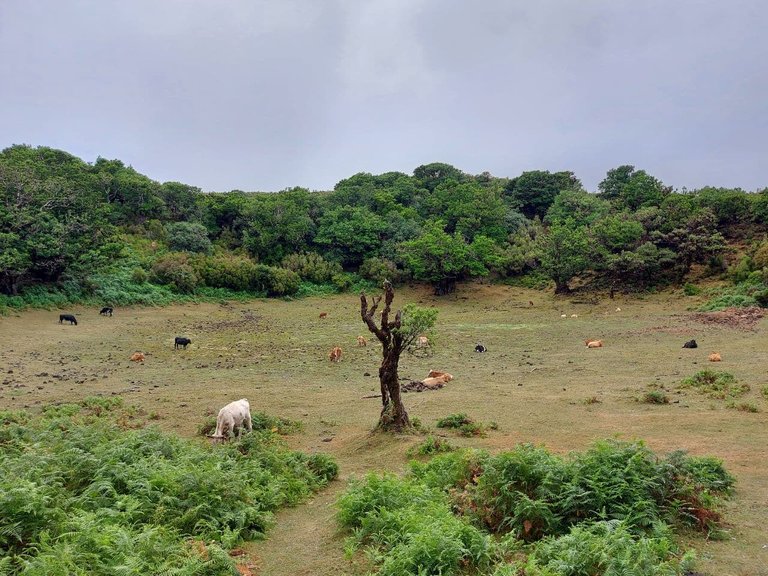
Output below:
[540,224,593,294]
[604,243,677,292]
[507,170,582,220]
[150,252,200,293]
[314,205,386,268]
[241,188,318,264]
[399,220,485,295]
[413,162,465,191]
[545,190,611,228]
[421,181,509,242]
[280,252,342,284]
[361,281,437,432]
[165,222,212,253]
[158,181,203,222]
[652,209,725,280]
[598,165,670,211]
[591,214,644,254]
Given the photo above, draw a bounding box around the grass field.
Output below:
[1,283,767,575]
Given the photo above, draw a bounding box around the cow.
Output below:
[319,312,328,319]
[210,398,252,442]
[682,339,698,349]
[529,300,534,307]
[357,335,367,347]
[421,376,449,389]
[475,344,487,353]
[174,337,191,350]
[130,352,145,362]
[59,314,77,325]
[417,335,429,348]
[427,370,454,381]
[329,346,342,363]
[585,339,603,348]
[708,352,722,362]
[99,307,113,316]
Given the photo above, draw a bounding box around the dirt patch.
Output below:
[190,310,263,332]
[688,306,765,331]
[402,380,446,393]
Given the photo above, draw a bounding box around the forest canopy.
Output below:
[2,144,767,307]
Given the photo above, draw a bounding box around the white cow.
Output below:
[210,398,252,441]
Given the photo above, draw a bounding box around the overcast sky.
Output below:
[1,1,766,193]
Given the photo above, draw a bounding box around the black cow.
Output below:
[174,337,192,349]
[99,307,113,316]
[475,344,487,353]
[682,339,698,349]
[59,314,78,325]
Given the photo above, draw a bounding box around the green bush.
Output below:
[131,266,148,284]
[150,252,200,293]
[165,221,212,253]
[642,390,670,404]
[359,257,402,284]
[680,369,749,399]
[682,282,701,296]
[280,252,342,284]
[407,435,455,457]
[341,440,733,576]
[197,253,261,292]
[436,413,485,437]
[0,400,337,575]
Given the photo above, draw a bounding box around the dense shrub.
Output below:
[0,399,337,575]
[197,253,260,292]
[358,257,402,284]
[680,370,749,399]
[149,252,200,293]
[280,252,342,284]
[165,221,212,253]
[340,440,732,576]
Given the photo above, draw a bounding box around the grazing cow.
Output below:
[174,337,191,349]
[682,339,698,349]
[130,352,145,362]
[529,300,534,307]
[475,344,487,353]
[99,307,113,316]
[417,335,429,348]
[708,352,722,362]
[357,335,367,347]
[585,339,603,348]
[615,307,622,312]
[210,398,252,442]
[427,370,454,381]
[59,314,78,325]
[560,314,567,318]
[570,314,579,318]
[329,346,342,363]
[319,312,328,319]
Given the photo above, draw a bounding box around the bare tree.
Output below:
[360,281,436,432]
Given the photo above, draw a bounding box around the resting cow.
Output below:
[682,339,697,349]
[585,339,603,348]
[417,335,429,348]
[59,314,78,325]
[174,337,191,349]
[210,398,252,441]
[329,346,342,363]
[427,370,454,381]
[708,352,722,362]
[475,344,487,353]
[357,335,367,347]
[319,312,328,319]
[99,307,113,316]
[130,352,145,362]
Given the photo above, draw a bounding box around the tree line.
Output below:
[2,144,767,304]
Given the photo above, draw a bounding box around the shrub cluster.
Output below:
[0,398,337,575]
[339,440,733,575]
[680,369,749,399]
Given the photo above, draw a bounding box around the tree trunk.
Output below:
[361,281,411,433]
[554,279,571,294]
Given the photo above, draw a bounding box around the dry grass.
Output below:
[1,283,767,575]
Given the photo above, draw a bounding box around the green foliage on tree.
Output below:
[314,205,386,267]
[540,224,593,293]
[508,170,582,220]
[598,165,671,211]
[165,221,212,253]
[400,220,485,295]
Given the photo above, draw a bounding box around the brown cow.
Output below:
[319,312,328,319]
[708,352,722,362]
[357,335,367,347]
[130,352,145,362]
[427,370,454,381]
[329,346,342,363]
[417,335,429,347]
[585,339,603,348]
[421,376,449,389]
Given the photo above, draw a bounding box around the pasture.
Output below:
[1,284,766,575]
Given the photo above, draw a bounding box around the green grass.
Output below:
[680,370,749,399]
